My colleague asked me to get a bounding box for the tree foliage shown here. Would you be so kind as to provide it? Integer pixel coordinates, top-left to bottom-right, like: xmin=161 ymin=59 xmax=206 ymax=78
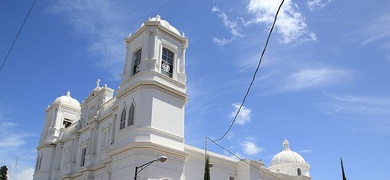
xmin=204 ymin=154 xmax=210 ymax=180
xmin=0 ymin=166 xmax=8 ymax=180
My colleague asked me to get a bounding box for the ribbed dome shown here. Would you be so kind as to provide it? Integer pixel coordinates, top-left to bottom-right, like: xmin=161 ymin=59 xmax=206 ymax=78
xmin=141 ymin=15 xmax=181 ymax=36
xmin=54 ymin=91 xmax=80 ymax=107
xmin=270 ymin=139 xmax=307 ymax=166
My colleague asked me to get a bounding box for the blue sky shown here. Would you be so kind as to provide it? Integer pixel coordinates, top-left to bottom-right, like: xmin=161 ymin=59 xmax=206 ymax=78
xmin=1 ymin=0 xmax=389 ymax=179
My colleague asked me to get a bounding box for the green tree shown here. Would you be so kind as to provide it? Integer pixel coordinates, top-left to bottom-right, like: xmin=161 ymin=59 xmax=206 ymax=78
xmin=204 ymin=154 xmax=210 ymax=180
xmin=0 ymin=166 xmax=8 ymax=180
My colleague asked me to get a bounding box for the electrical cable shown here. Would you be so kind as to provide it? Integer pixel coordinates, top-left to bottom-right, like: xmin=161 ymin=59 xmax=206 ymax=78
xmin=214 ymin=0 xmax=285 ymax=142
xmin=207 ymin=1 xmax=286 ymax=177
xmin=0 ymin=0 xmax=37 ymax=73
xmin=207 ymin=137 xmax=282 ymax=180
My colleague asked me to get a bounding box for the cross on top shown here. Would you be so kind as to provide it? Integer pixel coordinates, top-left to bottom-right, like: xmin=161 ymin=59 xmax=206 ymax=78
xmin=96 ymin=79 xmax=101 ymax=88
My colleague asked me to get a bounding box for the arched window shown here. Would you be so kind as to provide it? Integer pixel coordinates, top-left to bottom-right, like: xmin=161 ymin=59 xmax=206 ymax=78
xmin=128 ymin=103 xmax=135 ymax=126
xmin=297 ymin=168 xmax=302 ymax=176
xmin=63 ymin=118 xmax=72 ymax=128
xmin=133 ymin=49 xmax=142 ymax=75
xmin=119 ymin=108 xmax=126 ymax=130
xmin=80 ymin=148 xmax=87 ymax=167
xmin=161 ymin=47 xmax=174 ymax=77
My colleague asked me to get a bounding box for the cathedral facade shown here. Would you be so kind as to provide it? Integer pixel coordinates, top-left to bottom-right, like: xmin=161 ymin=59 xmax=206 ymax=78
xmin=33 ymin=15 xmax=311 ymax=180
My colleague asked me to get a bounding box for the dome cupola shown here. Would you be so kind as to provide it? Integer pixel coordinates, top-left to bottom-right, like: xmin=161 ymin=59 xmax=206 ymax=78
xmin=140 ymin=15 xmax=181 ymax=36
xmin=268 ymin=139 xmax=311 ymax=177
xmin=53 ymin=91 xmax=80 ymax=108
xmin=270 ymin=139 xmax=307 ymax=166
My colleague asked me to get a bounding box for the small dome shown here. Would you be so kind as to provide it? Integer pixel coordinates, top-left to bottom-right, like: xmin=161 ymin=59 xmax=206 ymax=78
xmin=54 ymin=91 xmax=80 ymax=107
xmin=141 ymin=15 xmax=181 ymax=36
xmin=270 ymin=139 xmax=307 ymax=166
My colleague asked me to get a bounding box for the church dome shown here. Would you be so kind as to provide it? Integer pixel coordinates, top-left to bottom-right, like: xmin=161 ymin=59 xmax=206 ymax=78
xmin=270 ymin=139 xmax=307 ymax=166
xmin=53 ymin=91 xmax=80 ymax=107
xmin=141 ymin=15 xmax=181 ymax=36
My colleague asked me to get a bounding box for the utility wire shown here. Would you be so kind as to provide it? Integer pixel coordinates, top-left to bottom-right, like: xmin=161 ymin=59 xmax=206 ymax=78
xmin=214 ymin=0 xmax=285 ymax=142
xmin=0 ymin=0 xmax=37 ymax=73
xmin=208 ymin=137 xmax=244 ymax=161
xmin=207 ymin=137 xmax=282 ymax=180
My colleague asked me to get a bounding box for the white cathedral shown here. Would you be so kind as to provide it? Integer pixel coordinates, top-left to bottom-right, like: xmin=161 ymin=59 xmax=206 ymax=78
xmin=33 ymin=15 xmax=311 ymax=180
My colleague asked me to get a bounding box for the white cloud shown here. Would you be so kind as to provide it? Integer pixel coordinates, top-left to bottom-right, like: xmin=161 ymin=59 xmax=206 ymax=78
xmin=241 ymin=141 xmax=263 ymax=155
xmin=211 ymin=6 xmax=244 ymax=46
xmin=0 ymin=131 xmax=35 ymax=180
xmin=48 ymin=0 xmax=129 ymax=79
xmin=212 ymin=6 xmax=244 ymax=38
xmin=246 ymin=0 xmax=317 ymax=44
xmin=9 ymin=167 xmax=34 ymax=180
xmin=212 ymin=37 xmax=235 ymax=46
xmin=361 ymin=13 xmax=390 ymax=47
xmin=280 ymin=68 xmax=352 ymax=91
xmin=226 ymin=132 xmax=235 ymax=140
xmin=299 ymin=149 xmax=313 ymax=153
xmin=359 ymin=12 xmax=390 ymax=63
xmin=0 ymin=121 xmax=15 ymax=130
xmin=317 ymin=94 xmax=390 ymax=115
xmin=0 ymin=122 xmax=30 ymax=149
xmin=227 ymin=152 xmax=242 ymax=160
xmin=230 ymin=103 xmax=252 ymax=125
xmin=0 ymin=133 xmax=28 ymax=148
xmin=0 ymin=111 xmax=36 ymax=180
xmin=307 ymin=0 xmax=333 ymax=11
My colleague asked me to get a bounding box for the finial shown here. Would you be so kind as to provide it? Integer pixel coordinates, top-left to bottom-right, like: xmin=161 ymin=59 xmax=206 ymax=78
xmin=182 ymin=32 xmax=185 ymax=37
xmin=283 ymin=139 xmax=290 ymax=150
xmin=66 ymin=90 xmax=71 ymax=97
xmin=96 ymin=79 xmax=101 ymax=88
xmin=156 ymin=15 xmax=161 ymax=20
xmin=104 ymin=84 xmax=107 ymax=88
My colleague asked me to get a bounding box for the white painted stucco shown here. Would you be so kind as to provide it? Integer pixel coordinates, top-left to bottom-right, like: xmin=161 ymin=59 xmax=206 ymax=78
xmin=33 ymin=15 xmax=311 ymax=180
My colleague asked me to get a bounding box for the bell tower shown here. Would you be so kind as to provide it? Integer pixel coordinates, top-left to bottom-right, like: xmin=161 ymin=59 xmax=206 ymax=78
xmin=35 ymin=91 xmax=81 ymax=180
xmin=115 ymin=15 xmax=188 ymax=151
xmin=121 ymin=15 xmax=187 ymax=87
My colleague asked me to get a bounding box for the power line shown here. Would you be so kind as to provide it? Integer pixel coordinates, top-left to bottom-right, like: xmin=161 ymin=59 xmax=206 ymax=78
xmin=206 ymin=137 xmax=282 ymax=180
xmin=0 ymin=0 xmax=37 ymax=73
xmin=214 ymin=0 xmax=285 ymax=142
xmin=208 ymin=1 xmax=286 ymax=177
